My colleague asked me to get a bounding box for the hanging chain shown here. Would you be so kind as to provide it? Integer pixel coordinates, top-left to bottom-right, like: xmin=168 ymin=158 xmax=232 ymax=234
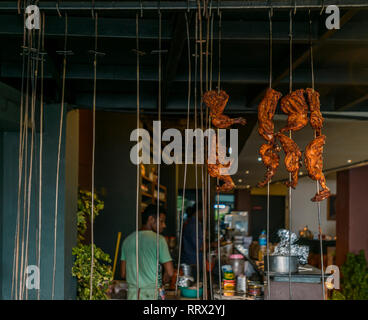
xmin=175 ymin=11 xmax=192 ymax=296
xmin=217 ymin=11 xmax=222 ymax=93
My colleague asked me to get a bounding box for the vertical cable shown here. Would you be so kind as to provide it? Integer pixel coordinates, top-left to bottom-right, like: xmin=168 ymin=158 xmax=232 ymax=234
xmin=154 ymin=9 xmax=162 ymax=300
xmin=52 ymin=13 xmax=68 ymax=300
xmin=89 ymin=12 xmax=99 ymax=300
xmin=266 ymin=7 xmax=273 ymax=301
xmin=288 ymin=8 xmax=293 ymax=300
xmin=216 ymin=7 xmax=222 ymax=299
xmin=175 ymin=12 xmax=191 ymax=296
xmin=12 ymin=7 xmax=28 ymax=300
xmin=37 ymin=13 xmax=45 ymax=300
xmin=194 ymin=9 xmax=200 ymax=300
xmin=135 ymin=12 xmax=140 ymax=300
xmin=308 ymin=9 xmax=325 ymax=300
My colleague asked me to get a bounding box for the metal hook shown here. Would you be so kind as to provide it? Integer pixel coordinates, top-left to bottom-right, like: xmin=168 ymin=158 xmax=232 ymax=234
xmin=187 ymin=0 xmax=190 ymax=13
xmin=320 ymin=0 xmax=325 ymax=15
xmin=158 ymin=0 xmax=161 ymax=14
xmin=140 ymin=0 xmax=143 ymax=18
xmin=294 ymin=0 xmax=297 ymax=15
xmin=56 ymin=0 xmax=62 ymax=17
xmin=217 ymin=0 xmax=221 ymax=16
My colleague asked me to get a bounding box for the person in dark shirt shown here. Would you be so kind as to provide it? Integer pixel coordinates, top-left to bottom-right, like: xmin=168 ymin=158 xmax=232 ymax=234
xmin=181 ymin=203 xmax=204 ymax=280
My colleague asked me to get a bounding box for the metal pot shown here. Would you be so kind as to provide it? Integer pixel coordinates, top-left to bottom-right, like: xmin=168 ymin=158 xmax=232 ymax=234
xmin=264 ymin=255 xmax=298 ymax=274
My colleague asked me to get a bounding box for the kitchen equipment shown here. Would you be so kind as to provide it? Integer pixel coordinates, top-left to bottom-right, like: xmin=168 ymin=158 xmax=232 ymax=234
xmin=181 ymin=264 xmax=192 ymax=276
xmin=178 ymin=275 xmax=194 ymax=288
xmin=229 ymin=254 xmax=245 ymax=276
xmin=264 ymin=255 xmax=299 ymax=274
xmin=180 ymin=286 xmax=203 ymax=298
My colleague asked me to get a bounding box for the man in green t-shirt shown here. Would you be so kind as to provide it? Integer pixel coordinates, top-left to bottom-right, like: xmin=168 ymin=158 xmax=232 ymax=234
xmin=120 ymin=204 xmax=173 ymax=300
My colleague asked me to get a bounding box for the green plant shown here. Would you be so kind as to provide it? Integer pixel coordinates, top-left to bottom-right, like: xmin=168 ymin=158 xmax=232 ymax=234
xmin=332 ymin=250 xmax=368 ymax=300
xmin=72 ymin=244 xmax=112 ymax=300
xmin=72 ymin=190 xmax=112 ymax=300
xmin=77 ymin=190 xmax=104 ymax=243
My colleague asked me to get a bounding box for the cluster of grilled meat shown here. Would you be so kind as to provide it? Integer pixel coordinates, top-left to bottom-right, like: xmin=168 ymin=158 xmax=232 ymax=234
xmin=203 ymin=90 xmax=246 ymax=192
xmin=257 ymin=88 xmax=330 ymax=202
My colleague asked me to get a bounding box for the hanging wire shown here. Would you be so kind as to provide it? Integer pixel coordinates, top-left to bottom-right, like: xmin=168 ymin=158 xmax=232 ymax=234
xmin=23 ymin=10 xmax=42 ymax=299
xmin=308 ymin=9 xmax=326 ymax=300
xmin=89 ymin=11 xmax=102 ymax=300
xmin=19 ymin=25 xmax=32 ymax=300
xmin=194 ymin=8 xmax=200 ymax=300
xmin=288 ymin=8 xmax=294 ymax=300
xmin=266 ymin=7 xmax=273 ymax=300
xmin=197 ymin=0 xmax=208 ymax=300
xmin=37 ymin=12 xmax=46 ymax=301
xmin=11 ymin=6 xmax=28 ymax=300
xmin=175 ymin=11 xmax=192 ymax=296
xmin=216 ymin=6 xmax=222 ymax=300
xmin=52 ymin=13 xmax=69 ymax=300
xmin=208 ymin=9 xmax=214 ymax=300
xmin=154 ymin=7 xmax=162 ymax=300
xmin=135 ymin=12 xmax=140 ymax=300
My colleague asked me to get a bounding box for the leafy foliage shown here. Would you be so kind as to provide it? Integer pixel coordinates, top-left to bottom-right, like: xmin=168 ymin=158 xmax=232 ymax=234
xmin=332 ymin=250 xmax=368 ymax=300
xmin=77 ymin=190 xmax=104 ymax=243
xmin=72 ymin=190 xmax=112 ymax=300
xmin=72 ymin=244 xmax=112 ymax=300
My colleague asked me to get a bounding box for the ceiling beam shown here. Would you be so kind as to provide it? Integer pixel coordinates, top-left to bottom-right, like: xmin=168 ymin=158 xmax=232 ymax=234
xmin=249 ymin=9 xmax=358 ymax=106
xmin=337 ymin=93 xmax=368 ymax=111
xmin=162 ymin=12 xmax=192 ymax=110
xmin=1 ymin=1 xmax=368 ymax=11
xmin=3 ymin=63 xmax=368 ymax=86
xmin=2 ymin=14 xmax=368 ymax=43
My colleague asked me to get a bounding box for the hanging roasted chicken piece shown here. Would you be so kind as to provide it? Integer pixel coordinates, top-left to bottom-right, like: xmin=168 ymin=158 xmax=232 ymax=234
xmin=207 ymin=131 xmax=235 ymax=192
xmin=276 ymin=133 xmax=302 ymax=189
xmin=258 ymin=88 xmax=282 ymax=142
xmin=280 ymin=89 xmax=309 ymax=133
xmin=305 ymin=88 xmax=324 ymax=136
xmin=203 ymin=90 xmax=246 ymax=129
xmin=304 ymin=134 xmax=331 ymax=202
xmin=258 ymin=142 xmax=281 ymax=188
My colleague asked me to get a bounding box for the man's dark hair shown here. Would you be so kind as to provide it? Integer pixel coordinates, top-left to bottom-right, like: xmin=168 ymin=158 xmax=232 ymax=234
xmin=141 ymin=204 xmax=167 ymax=225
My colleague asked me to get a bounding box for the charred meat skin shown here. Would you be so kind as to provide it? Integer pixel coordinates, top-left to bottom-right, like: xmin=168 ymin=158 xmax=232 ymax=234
xmin=304 ymin=134 xmax=331 ymax=202
xmin=305 ymin=88 xmax=324 ymax=137
xmin=276 ymin=133 xmax=302 ymax=189
xmin=258 ymin=142 xmax=281 ymax=188
xmin=207 ymin=130 xmax=235 ymax=192
xmin=258 ymin=88 xmax=282 ymax=142
xmin=280 ymin=89 xmax=309 ymax=133
xmin=203 ymin=90 xmax=246 ymax=129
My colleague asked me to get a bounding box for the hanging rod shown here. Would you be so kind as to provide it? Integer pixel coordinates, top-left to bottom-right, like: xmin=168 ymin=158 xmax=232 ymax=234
xmin=3 ymin=1 xmax=368 ymax=11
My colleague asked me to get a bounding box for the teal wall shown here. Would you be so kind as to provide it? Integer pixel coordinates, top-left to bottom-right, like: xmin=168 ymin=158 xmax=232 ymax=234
xmin=0 ymin=104 xmax=76 ymax=299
